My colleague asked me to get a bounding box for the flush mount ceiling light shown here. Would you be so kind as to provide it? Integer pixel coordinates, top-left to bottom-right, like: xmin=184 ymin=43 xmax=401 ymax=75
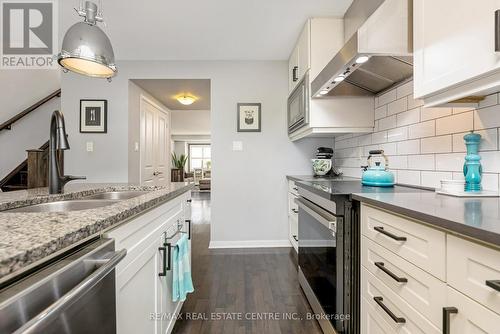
xmin=176 ymin=94 xmax=197 ymax=106
xmin=58 ymin=1 xmax=117 ymax=80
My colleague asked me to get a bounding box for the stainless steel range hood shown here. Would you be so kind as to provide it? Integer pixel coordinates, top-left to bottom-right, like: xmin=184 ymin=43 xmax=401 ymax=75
xmin=312 ymin=0 xmax=413 ymax=97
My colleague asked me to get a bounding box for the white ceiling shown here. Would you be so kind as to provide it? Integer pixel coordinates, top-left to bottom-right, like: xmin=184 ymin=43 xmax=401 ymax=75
xmin=132 ymin=79 xmax=211 ymax=110
xmin=60 ymin=0 xmax=352 ymax=61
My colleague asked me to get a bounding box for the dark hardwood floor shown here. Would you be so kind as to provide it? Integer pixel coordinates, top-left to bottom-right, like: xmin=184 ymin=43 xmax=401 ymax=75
xmin=172 ymin=192 xmax=322 ymax=334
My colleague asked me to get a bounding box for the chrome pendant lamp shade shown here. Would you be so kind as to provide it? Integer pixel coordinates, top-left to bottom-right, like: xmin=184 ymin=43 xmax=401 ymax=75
xmin=58 ymin=1 xmax=117 ymax=79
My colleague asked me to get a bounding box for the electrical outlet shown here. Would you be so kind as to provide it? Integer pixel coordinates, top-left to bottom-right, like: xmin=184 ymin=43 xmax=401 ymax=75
xmin=134 ymin=142 xmax=139 ymax=152
xmin=86 ymin=141 xmax=94 ymax=152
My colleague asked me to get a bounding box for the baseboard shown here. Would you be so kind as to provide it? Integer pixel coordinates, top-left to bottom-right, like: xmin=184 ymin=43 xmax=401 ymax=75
xmin=208 ymin=239 xmax=292 ymax=249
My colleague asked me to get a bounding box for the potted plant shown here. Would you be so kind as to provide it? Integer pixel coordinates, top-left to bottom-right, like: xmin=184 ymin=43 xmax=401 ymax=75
xmin=171 ymin=153 xmax=188 ymax=182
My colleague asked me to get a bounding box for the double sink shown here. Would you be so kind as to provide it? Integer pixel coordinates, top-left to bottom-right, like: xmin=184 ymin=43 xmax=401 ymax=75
xmin=6 ymin=191 xmax=149 ymax=213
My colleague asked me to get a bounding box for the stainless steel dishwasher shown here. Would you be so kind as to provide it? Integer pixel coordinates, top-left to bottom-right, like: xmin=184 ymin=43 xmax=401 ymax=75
xmin=0 ymin=238 xmax=126 ymax=334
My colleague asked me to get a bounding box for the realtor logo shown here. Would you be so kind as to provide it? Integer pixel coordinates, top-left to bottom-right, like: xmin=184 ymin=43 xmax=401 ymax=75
xmin=1 ymin=0 xmax=57 ymax=68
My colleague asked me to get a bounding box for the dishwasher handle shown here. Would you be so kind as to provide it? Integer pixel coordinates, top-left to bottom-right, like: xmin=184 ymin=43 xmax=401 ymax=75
xmin=14 ymin=248 xmax=127 ymax=334
xmin=295 ymin=197 xmax=340 ymax=232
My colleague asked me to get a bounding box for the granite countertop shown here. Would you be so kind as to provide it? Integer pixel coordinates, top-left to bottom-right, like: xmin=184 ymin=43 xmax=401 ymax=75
xmin=291 ymin=177 xmax=500 ymax=247
xmin=0 ymin=182 xmax=193 ymax=282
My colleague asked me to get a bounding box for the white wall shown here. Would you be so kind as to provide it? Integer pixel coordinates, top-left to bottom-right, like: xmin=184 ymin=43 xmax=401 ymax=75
xmin=0 ymin=70 xmax=60 ymax=179
xmin=171 ymin=109 xmax=210 ymax=135
xmin=60 ymin=60 xmax=333 ymax=246
xmin=335 ymin=80 xmax=500 ymax=191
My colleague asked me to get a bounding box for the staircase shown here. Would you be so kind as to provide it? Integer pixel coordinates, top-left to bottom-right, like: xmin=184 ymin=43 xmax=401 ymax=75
xmin=0 ymin=141 xmax=49 ymax=191
xmin=0 ymin=89 xmax=61 ymax=192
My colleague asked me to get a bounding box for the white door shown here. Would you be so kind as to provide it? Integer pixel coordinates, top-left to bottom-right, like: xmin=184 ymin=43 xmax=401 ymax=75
xmin=141 ymin=97 xmax=170 ymax=186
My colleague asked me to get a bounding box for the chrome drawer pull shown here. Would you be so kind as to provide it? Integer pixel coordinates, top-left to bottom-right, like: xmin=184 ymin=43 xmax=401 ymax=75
xmin=373 ymin=296 xmax=406 ymax=324
xmin=374 ymin=262 xmax=408 ymax=283
xmin=292 ymin=209 xmax=298 ymax=214
xmin=442 ymin=307 xmax=458 ymax=334
xmin=486 ymin=280 xmax=500 ymax=292
xmin=374 ymin=226 xmax=407 ymax=241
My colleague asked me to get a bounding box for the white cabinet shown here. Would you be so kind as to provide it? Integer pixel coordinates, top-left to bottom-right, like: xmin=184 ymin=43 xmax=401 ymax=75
xmin=360 ymin=204 xmax=500 ymax=332
xmin=361 ymin=204 xmax=446 ymax=280
xmin=288 ymin=18 xmax=343 ymax=94
xmin=297 ymin=23 xmax=310 ymax=82
xmin=287 ymin=18 xmax=375 ymax=141
xmin=288 ymin=46 xmax=299 ymax=93
xmin=287 ymin=180 xmax=299 ymax=252
xmin=106 ymin=191 xmax=191 ymax=334
xmin=414 ymin=0 xmax=500 ymax=106
xmin=445 ymin=286 xmax=500 ymax=334
xmin=447 ymin=235 xmax=500 ymax=315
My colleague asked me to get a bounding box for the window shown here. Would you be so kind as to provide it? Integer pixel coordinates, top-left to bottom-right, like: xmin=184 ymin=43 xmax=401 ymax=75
xmin=189 ymin=144 xmax=211 ymax=172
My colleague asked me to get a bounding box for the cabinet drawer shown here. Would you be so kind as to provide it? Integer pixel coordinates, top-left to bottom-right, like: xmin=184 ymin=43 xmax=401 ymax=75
xmin=447 ymin=235 xmax=500 ymax=315
xmin=361 ymin=296 xmax=395 ymax=334
xmin=362 ymin=236 xmax=446 ymax=328
xmin=361 ymin=204 xmax=446 ymax=280
xmin=446 ymin=286 xmax=500 ymax=334
xmin=361 ymin=268 xmax=440 ymax=334
xmin=288 ymin=180 xmax=299 ymax=196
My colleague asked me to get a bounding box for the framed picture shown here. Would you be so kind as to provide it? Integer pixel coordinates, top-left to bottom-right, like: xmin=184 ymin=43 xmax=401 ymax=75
xmin=80 ymin=99 xmax=107 ymax=133
xmin=237 ymin=103 xmax=261 ymax=132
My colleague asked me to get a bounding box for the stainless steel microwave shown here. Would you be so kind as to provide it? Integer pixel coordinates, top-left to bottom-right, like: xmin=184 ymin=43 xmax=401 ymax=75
xmin=288 ymin=72 xmax=309 ymax=134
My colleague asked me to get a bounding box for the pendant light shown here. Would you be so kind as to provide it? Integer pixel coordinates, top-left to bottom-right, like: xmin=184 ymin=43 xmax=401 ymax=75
xmin=58 ymin=0 xmax=117 ymax=80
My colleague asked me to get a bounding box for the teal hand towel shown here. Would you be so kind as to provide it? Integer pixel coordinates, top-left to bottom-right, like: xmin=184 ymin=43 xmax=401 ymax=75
xmin=172 ymin=234 xmax=194 ymax=302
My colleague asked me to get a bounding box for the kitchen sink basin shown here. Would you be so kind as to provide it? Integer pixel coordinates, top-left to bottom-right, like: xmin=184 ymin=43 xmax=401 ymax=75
xmin=5 ymin=200 xmax=120 ymax=213
xmin=83 ymin=190 xmax=149 ymax=200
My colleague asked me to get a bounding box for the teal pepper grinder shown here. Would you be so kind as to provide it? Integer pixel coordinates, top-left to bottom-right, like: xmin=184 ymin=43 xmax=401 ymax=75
xmin=463 ymin=132 xmax=482 ymax=192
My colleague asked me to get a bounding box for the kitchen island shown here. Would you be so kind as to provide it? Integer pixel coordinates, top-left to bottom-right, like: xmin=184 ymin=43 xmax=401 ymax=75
xmin=0 ymin=182 xmax=193 ymax=284
xmin=290 ymin=176 xmax=500 ymax=333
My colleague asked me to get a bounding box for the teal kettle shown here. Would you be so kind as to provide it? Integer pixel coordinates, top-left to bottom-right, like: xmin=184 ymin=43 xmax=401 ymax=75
xmin=361 ymin=150 xmax=395 ymax=187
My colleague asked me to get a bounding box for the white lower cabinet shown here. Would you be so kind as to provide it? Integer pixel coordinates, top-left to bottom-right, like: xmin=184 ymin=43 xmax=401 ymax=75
xmin=360 ymin=204 xmax=500 ymax=333
xmin=287 ymin=180 xmax=299 ymax=252
xmin=362 ymin=268 xmax=441 ymax=334
xmin=361 ymin=297 xmax=395 ymax=334
xmin=447 ymin=235 xmax=500 ymax=315
xmin=445 ymin=287 xmax=500 ymax=334
xmin=106 ymin=191 xmax=191 ymax=334
xmin=362 ymin=236 xmax=446 ymax=328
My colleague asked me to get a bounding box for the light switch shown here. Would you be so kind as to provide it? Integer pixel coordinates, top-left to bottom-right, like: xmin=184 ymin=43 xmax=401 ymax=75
xmin=86 ymin=141 xmax=94 ymax=152
xmin=232 ymin=141 xmax=243 ymax=151
xmin=134 ymin=142 xmax=139 ymax=152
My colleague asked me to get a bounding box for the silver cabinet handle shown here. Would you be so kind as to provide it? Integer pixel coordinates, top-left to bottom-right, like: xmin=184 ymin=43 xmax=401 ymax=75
xmin=14 ymin=249 xmax=127 ymax=334
xmin=295 ymin=197 xmax=339 ymax=231
xmin=153 ymin=171 xmax=164 ymax=176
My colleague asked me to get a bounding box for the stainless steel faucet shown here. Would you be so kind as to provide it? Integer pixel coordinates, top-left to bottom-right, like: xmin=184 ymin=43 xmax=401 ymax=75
xmin=49 ymin=110 xmax=86 ymax=194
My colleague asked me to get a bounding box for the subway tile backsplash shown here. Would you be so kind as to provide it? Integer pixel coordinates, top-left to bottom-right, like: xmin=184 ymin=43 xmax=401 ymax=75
xmin=334 ymin=80 xmax=500 ymax=191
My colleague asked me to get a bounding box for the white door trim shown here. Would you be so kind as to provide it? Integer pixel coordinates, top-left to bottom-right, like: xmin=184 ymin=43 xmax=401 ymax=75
xmin=139 ymin=94 xmax=171 ymax=185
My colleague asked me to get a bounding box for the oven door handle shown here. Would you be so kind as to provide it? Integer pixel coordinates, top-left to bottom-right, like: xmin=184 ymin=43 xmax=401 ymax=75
xmin=296 ymin=197 xmax=339 ymax=231
xmin=13 ymin=248 xmax=127 ymax=334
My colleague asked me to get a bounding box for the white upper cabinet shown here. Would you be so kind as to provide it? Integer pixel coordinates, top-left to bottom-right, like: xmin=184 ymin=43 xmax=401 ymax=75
xmin=414 ymin=0 xmax=500 ymax=106
xmin=288 ymin=45 xmax=300 ymax=92
xmin=288 ymin=18 xmax=344 ymax=94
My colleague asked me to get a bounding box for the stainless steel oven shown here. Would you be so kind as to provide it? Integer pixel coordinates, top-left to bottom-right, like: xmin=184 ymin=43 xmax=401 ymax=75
xmin=297 ymin=187 xmax=359 ymax=334
xmin=288 ymin=71 xmax=309 ymax=133
xmin=0 ymin=238 xmax=126 ymax=334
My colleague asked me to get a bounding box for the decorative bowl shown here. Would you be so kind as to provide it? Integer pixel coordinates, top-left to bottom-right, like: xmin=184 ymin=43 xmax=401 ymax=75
xmin=312 ymin=159 xmax=332 ymax=176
